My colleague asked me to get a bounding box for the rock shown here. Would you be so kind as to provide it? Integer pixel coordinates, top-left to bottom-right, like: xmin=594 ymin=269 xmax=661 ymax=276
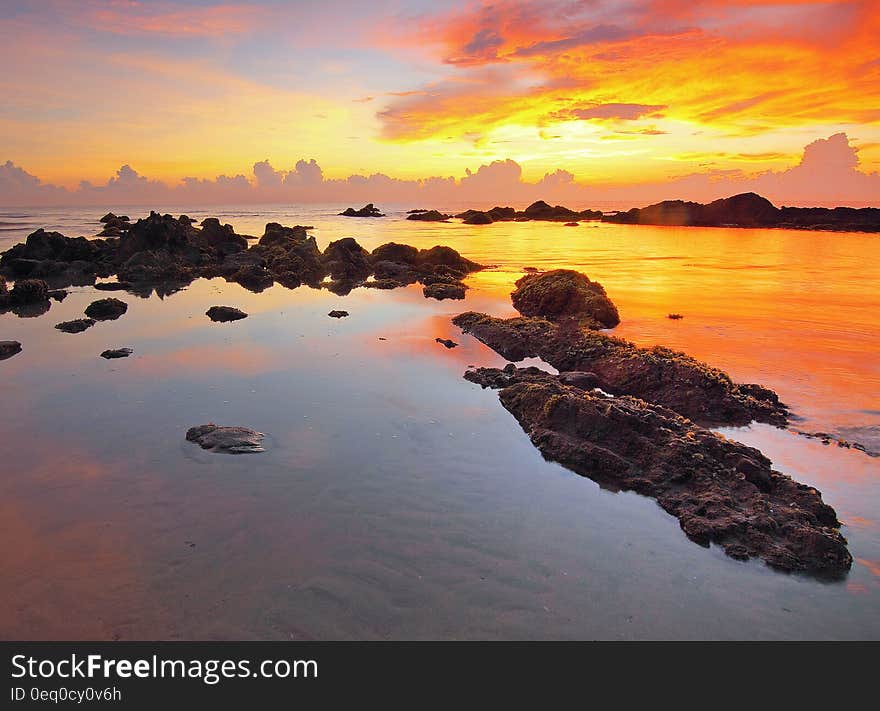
xmin=100 ymin=212 xmax=129 ymax=224
xmin=564 ymin=222 xmax=579 ymax=227
xmin=452 ymin=312 xmax=788 ymax=427
xmin=436 ymin=337 xmax=458 ymax=348
xmin=230 ymin=265 xmax=274 ymax=292
xmin=468 ymin=366 xmax=850 ymax=577
xmin=371 ymin=242 xmax=420 ymax=265
xmin=0 ymin=341 xmax=22 ymax=360
xmin=487 ymin=206 xmax=517 ymax=221
xmin=55 ymin=318 xmax=96 ymax=333
xmin=558 ymin=371 xmax=600 ymax=389
xmin=668 ymin=313 xmax=683 ymax=320
xmin=100 ymin=348 xmax=133 ymax=359
xmin=9 ymin=278 xmax=49 ymax=305
xmin=94 ymin=281 xmax=132 ymax=291
xmin=185 ymin=424 xmax=265 ymax=454
xmin=85 ymin=297 xmax=127 ymax=321
xmin=511 ymin=269 xmax=620 ymax=328
xmin=258 ymin=223 xmax=312 ymax=248
xmin=407 ymin=210 xmax=451 ymax=222
xmin=47 ymin=289 xmax=68 ymax=302
xmin=520 ymin=201 xmax=603 ymax=222
xmin=322 ymin=237 xmax=372 ymax=281
xmin=339 ymin=203 xmax=384 ymax=217
xmin=462 ymin=211 xmax=493 ymax=225
xmin=424 ymin=282 xmax=466 ymax=300
xmin=604 ymin=193 xmax=784 ymax=228
xmin=328 ymin=310 xmax=349 ymax=318
xmin=416 ymin=245 xmax=483 ymax=274
xmin=198 ymin=218 xmax=249 ymax=253
xmin=206 ymin=306 xmax=248 ymax=322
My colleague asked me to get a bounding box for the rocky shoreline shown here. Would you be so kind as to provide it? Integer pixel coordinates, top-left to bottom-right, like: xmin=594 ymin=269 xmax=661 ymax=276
xmin=454 ymin=269 xmax=852 ymax=576
xmin=0 ymin=210 xmax=860 ymax=577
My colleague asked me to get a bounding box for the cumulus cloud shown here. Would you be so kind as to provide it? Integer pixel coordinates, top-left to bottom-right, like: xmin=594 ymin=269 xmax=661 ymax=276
xmin=0 ymin=134 xmax=877 ymax=209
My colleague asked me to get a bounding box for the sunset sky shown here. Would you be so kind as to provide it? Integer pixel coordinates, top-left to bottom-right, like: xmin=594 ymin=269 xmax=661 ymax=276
xmin=2 ymin=0 xmax=879 ymax=205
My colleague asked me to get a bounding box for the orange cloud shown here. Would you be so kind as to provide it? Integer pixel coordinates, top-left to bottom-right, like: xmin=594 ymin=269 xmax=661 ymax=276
xmin=88 ymin=1 xmax=265 ymax=37
xmin=378 ymin=0 xmax=880 ymax=143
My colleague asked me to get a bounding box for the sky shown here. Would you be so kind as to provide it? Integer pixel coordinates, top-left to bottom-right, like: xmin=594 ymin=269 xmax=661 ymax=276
xmin=1 ymin=0 xmax=879 ymax=206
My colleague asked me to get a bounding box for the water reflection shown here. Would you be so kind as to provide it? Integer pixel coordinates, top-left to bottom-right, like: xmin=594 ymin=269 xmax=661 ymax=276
xmin=1 ymin=205 xmax=878 ymax=639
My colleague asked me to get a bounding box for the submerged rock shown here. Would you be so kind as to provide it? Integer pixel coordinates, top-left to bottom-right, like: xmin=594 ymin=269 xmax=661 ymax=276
xmin=0 ymin=341 xmax=22 ymax=360
xmin=423 ymin=282 xmax=466 ymax=300
xmin=453 ymin=312 xmax=787 ymax=427
xmin=206 ymin=306 xmax=248 ymax=322
xmin=466 ymin=366 xmax=851 ymax=577
xmin=100 ymin=348 xmax=133 ymax=359
xmin=94 ymin=281 xmax=133 ymax=291
xmin=85 ymin=297 xmax=128 ymax=321
xmin=328 ymin=310 xmax=349 ymax=318
xmin=339 ymin=203 xmax=385 ymax=217
xmin=55 ymin=318 xmax=96 ymax=333
xmin=511 ymin=269 xmax=620 ymax=328
xmin=186 ymin=424 xmax=265 ymax=454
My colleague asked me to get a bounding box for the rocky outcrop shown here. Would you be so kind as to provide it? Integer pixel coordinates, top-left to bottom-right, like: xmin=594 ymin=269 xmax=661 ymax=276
xmin=339 ymin=203 xmax=384 ymax=217
xmin=521 ymin=200 xmax=602 ymax=222
xmin=206 ymin=306 xmax=248 ymax=322
xmin=1 ymin=214 xmax=484 ymax=297
xmin=0 ymin=341 xmax=22 ymax=360
xmin=85 ymin=298 xmax=127 ymax=321
xmin=461 ymin=211 xmax=494 ymax=225
xmin=453 ymin=312 xmax=787 ymax=427
xmin=601 ymin=192 xmax=880 ymax=232
xmin=8 ymin=278 xmax=50 ymax=305
xmin=464 ymin=364 xmax=850 ymax=577
xmin=511 ymin=269 xmax=620 ymax=329
xmin=186 ymin=424 xmax=265 ymax=454
xmin=406 ymin=210 xmax=451 ymax=222
xmin=322 ymin=238 xmax=372 ymax=282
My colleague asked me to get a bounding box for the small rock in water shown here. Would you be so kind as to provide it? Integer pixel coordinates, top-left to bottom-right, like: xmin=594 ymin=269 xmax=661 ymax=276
xmin=667 ymin=313 xmax=684 ymax=320
xmin=55 ymin=318 xmax=96 ymax=333
xmin=328 ymin=310 xmax=349 ymax=318
xmin=100 ymin=348 xmax=133 ymax=359
xmin=564 ymin=222 xmax=579 ymax=227
xmin=0 ymin=341 xmax=22 ymax=360
xmin=85 ymin=297 xmax=127 ymax=321
xmin=436 ymin=338 xmax=458 ymax=349
xmin=186 ymin=424 xmax=265 ymax=454
xmin=47 ymin=289 xmax=68 ymax=302
xmin=206 ymin=306 xmax=248 ymax=322
xmin=94 ymin=281 xmax=133 ymax=291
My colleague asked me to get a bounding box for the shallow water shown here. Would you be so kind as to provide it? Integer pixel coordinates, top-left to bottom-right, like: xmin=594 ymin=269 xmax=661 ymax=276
xmin=1 ymin=204 xmax=878 ymax=639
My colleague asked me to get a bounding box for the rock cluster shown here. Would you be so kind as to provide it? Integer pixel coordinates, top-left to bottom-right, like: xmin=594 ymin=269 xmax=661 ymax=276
xmin=455 ymin=202 xmax=602 ymax=225
xmin=339 ymin=203 xmax=385 ymax=217
xmin=463 ymin=364 xmax=851 ymax=576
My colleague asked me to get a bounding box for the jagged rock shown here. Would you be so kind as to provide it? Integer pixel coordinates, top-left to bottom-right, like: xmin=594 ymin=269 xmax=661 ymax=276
xmin=206 ymin=306 xmax=248 ymax=322
xmin=511 ymin=269 xmax=620 ymax=328
xmin=339 ymin=203 xmax=384 ymax=217
xmin=0 ymin=341 xmax=22 ymax=360
xmin=258 ymin=223 xmax=312 ymax=248
xmin=100 ymin=348 xmax=133 ymax=359
xmin=424 ymin=282 xmax=466 ymax=300
xmin=185 ymin=424 xmax=265 ymax=454
xmin=322 ymin=238 xmax=372 ymax=281
xmin=85 ymin=297 xmax=127 ymax=321
xmin=198 ymin=218 xmax=249 ymax=253
xmin=466 ymin=366 xmax=850 ymax=577
xmin=407 ymin=210 xmax=451 ymax=222
xmin=55 ymin=318 xmax=96 ymax=333
xmin=453 ymin=312 xmax=787 ymax=427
